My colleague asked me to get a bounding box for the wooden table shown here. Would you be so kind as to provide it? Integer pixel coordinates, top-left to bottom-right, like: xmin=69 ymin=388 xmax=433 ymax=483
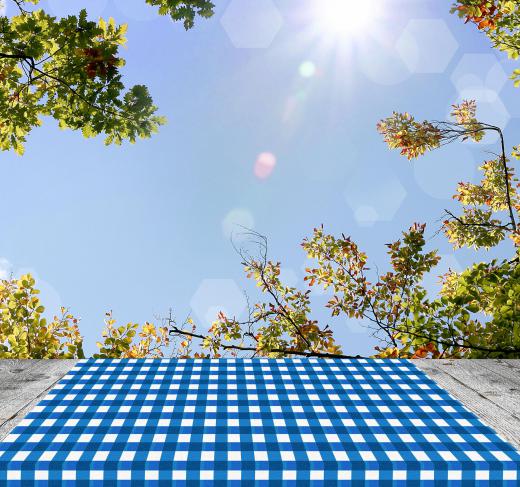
xmin=1 ymin=359 xmax=519 ymax=449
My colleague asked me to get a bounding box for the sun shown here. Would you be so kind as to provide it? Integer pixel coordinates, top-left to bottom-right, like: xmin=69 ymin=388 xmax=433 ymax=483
xmin=313 ymin=0 xmax=380 ymax=40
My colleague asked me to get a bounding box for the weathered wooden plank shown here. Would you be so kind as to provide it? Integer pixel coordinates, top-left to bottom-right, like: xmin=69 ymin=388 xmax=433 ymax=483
xmin=414 ymin=360 xmax=520 ymax=449
xmin=0 ymin=359 xmax=78 ymax=419
xmin=477 ymin=359 xmax=520 ymax=387
xmin=0 ymin=360 xmax=39 ymax=373
xmin=498 ymin=359 xmax=520 ymax=371
xmin=423 ymin=359 xmax=520 ymax=417
xmin=0 ymin=360 xmax=77 ymax=440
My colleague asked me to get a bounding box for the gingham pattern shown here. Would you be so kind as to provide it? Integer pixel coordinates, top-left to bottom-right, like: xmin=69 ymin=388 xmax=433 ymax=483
xmin=0 ymin=359 xmax=519 ymax=486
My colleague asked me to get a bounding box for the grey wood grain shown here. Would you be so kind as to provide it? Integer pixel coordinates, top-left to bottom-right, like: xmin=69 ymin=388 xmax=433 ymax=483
xmin=414 ymin=360 xmax=520 ymax=449
xmin=425 ymin=359 xmax=520 ymax=416
xmin=476 ymin=359 xmax=520 ymax=387
xmin=0 ymin=359 xmax=77 ymax=440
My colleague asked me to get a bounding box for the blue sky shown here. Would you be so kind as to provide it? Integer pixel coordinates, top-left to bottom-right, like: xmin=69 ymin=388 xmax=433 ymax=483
xmin=1 ymin=0 xmax=519 ymax=356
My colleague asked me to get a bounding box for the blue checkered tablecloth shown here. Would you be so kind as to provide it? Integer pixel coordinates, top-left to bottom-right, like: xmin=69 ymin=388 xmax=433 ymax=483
xmin=1 ymin=358 xmax=519 ymax=485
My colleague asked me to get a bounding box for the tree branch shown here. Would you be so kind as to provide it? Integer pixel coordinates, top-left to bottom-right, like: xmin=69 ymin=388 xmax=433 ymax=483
xmin=443 ymin=208 xmax=511 ymax=231
xmin=496 ymin=125 xmax=517 ymax=231
xmin=233 ymin=231 xmax=313 ymax=349
xmin=168 ymin=323 xmax=365 ymax=359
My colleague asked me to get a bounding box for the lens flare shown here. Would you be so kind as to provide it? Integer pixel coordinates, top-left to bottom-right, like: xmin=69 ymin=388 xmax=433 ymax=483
xmin=254 ymin=152 xmax=277 ymax=179
xmin=222 ymin=208 xmax=255 ymax=241
xmin=299 ymin=61 xmax=316 ymax=78
xmin=313 ymin=0 xmax=379 ymax=40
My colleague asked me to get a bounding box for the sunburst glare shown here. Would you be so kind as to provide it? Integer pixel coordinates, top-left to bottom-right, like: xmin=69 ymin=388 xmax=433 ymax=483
xmin=312 ymin=0 xmax=381 ymax=41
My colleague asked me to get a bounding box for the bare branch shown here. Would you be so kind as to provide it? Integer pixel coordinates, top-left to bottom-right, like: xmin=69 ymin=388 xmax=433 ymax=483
xmin=168 ymin=322 xmax=365 ymax=359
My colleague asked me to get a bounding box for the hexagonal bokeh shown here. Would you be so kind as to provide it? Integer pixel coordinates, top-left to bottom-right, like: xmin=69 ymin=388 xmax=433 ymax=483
xmin=189 ymin=278 xmax=247 ymax=327
xmin=0 ymin=257 xmax=12 ymax=279
xmin=451 ymin=54 xmax=507 ymax=94
xmin=414 ymin=143 xmax=477 ymax=200
xmin=222 ymin=208 xmax=255 ymax=242
xmin=359 ymin=38 xmax=411 ymax=86
xmin=421 ymin=254 xmax=462 ymax=298
xmin=220 ymin=0 xmax=283 ymax=48
xmin=353 ymin=206 xmax=379 ymax=227
xmin=279 ymin=267 xmax=298 ymax=288
xmin=453 ymin=89 xmax=510 ymax=144
xmin=48 ymin=0 xmax=109 ymax=19
xmin=449 ymin=54 xmax=510 ymax=144
xmin=344 ymin=170 xmax=406 ymax=226
xmin=396 ymin=19 xmax=458 ymax=73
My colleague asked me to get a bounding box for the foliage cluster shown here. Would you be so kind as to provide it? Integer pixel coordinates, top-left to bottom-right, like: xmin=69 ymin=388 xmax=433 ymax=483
xmin=0 ymin=274 xmax=171 ymax=358
xmin=0 ymin=274 xmax=83 ymax=358
xmin=0 ymin=0 xmax=215 ymax=154
xmin=1 ymin=0 xmax=519 ymax=360
xmin=167 ymin=97 xmax=519 ymax=360
xmin=452 ymin=1 xmax=520 ymax=85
